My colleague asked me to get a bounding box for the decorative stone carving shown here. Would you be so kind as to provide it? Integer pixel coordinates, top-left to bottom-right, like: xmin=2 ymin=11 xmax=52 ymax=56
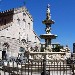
xmin=45 ymin=26 xmax=51 ymax=34
xmin=45 ymin=45 xmax=52 ymax=52
xmin=60 ymin=45 xmax=70 ymax=52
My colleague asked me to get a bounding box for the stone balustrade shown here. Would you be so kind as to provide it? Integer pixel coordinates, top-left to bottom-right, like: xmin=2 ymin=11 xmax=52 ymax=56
xmin=29 ymin=52 xmax=67 ymax=61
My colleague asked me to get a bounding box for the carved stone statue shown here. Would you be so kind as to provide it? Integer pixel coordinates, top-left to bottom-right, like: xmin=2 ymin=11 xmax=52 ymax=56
xmin=45 ymin=45 xmax=52 ymax=52
xmin=46 ymin=4 xmax=51 ymax=20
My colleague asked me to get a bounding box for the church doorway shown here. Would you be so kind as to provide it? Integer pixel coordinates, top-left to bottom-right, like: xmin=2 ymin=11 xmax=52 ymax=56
xmin=2 ymin=50 xmax=6 ymax=60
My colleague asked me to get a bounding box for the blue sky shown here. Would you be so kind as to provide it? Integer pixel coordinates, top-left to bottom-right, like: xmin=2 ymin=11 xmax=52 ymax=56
xmin=0 ymin=0 xmax=75 ymax=51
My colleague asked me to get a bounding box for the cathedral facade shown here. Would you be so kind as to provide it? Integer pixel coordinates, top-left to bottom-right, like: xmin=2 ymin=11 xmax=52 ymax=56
xmin=0 ymin=6 xmax=40 ymax=58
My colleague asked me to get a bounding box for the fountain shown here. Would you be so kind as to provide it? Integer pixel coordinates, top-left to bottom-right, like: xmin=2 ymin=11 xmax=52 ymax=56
xmin=40 ymin=4 xmax=57 ymax=52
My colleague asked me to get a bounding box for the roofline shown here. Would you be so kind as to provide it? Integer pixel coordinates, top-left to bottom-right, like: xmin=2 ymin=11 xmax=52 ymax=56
xmin=0 ymin=6 xmax=33 ymax=21
xmin=33 ymin=30 xmax=40 ymax=41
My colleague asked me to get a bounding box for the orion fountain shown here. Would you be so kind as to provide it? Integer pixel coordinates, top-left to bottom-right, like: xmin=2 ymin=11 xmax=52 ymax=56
xmin=40 ymin=4 xmax=57 ymax=75
xmin=40 ymin=4 xmax=57 ymax=52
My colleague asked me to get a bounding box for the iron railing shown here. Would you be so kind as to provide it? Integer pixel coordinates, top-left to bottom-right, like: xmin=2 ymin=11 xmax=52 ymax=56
xmin=0 ymin=59 xmax=74 ymax=75
xmin=0 ymin=52 xmax=74 ymax=75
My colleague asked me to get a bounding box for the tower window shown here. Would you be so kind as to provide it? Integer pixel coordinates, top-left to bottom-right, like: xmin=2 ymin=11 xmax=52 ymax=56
xmin=23 ymin=19 xmax=26 ymax=22
xmin=23 ymin=13 xmax=26 ymax=16
xmin=28 ymin=23 xmax=30 ymax=29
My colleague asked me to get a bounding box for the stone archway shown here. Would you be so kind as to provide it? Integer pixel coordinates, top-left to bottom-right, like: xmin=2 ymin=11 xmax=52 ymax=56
xmin=2 ymin=42 xmax=9 ymax=59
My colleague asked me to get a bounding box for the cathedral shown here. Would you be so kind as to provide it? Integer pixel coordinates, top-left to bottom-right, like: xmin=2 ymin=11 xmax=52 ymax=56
xmin=0 ymin=6 xmax=40 ymax=59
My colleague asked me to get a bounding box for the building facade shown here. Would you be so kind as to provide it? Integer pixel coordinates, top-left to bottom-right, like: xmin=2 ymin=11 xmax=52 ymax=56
xmin=0 ymin=6 xmax=40 ymax=58
xmin=73 ymin=43 xmax=75 ymax=53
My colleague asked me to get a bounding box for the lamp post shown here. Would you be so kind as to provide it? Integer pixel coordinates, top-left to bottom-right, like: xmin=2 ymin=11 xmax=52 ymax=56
xmin=43 ymin=54 xmax=46 ymax=75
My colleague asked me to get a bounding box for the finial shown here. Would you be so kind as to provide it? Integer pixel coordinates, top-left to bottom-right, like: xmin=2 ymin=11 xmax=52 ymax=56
xmin=47 ymin=4 xmax=50 ymax=8
xmin=46 ymin=4 xmax=51 ymax=20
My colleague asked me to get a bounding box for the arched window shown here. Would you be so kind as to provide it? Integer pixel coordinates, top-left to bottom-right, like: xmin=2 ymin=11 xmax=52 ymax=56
xmin=28 ymin=23 xmax=30 ymax=29
xmin=21 ymin=39 xmax=26 ymax=43
xmin=19 ymin=47 xmax=25 ymax=52
xmin=2 ymin=42 xmax=9 ymax=52
xmin=23 ymin=13 xmax=26 ymax=16
xmin=3 ymin=42 xmax=9 ymax=49
xmin=23 ymin=19 xmax=26 ymax=29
